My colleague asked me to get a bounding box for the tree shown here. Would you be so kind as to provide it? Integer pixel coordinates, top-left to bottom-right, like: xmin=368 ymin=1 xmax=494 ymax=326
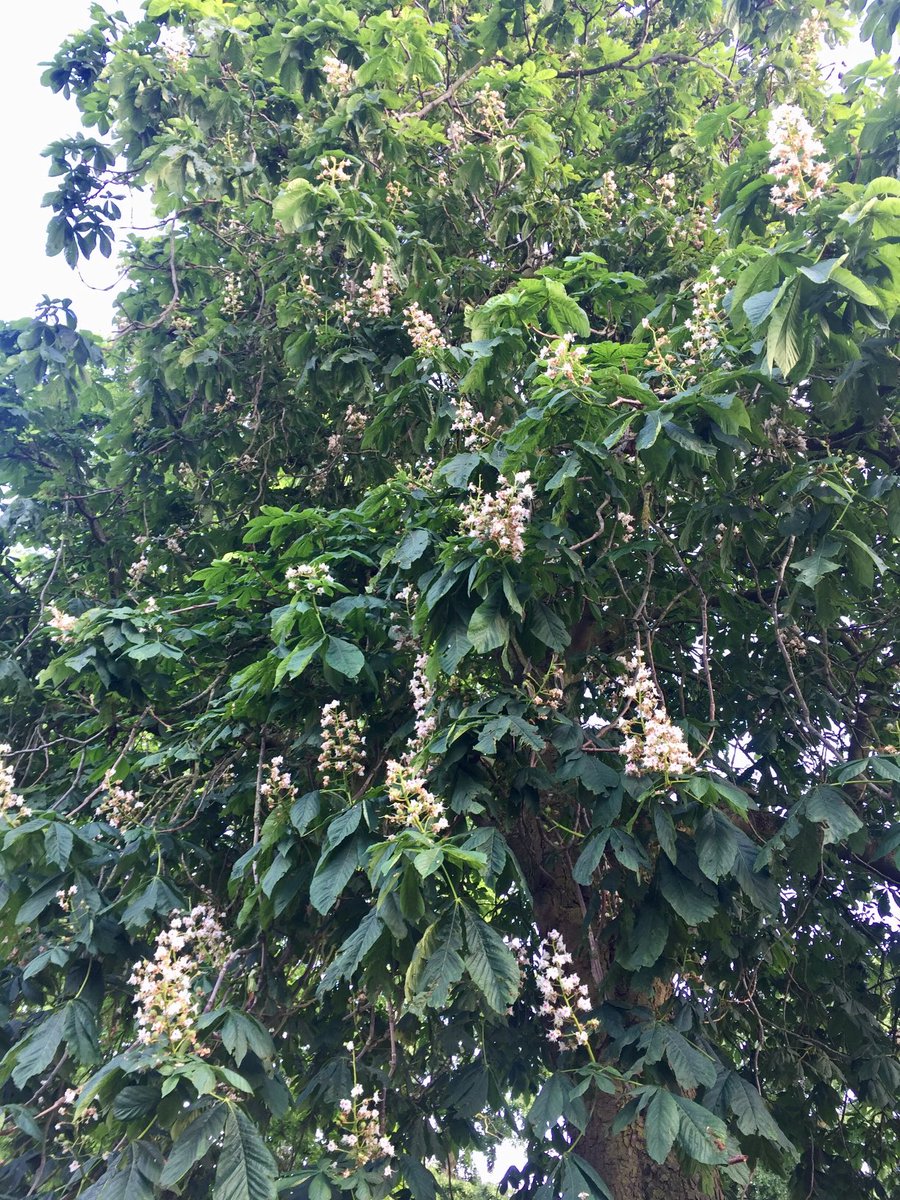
xmin=0 ymin=0 xmax=898 ymax=1197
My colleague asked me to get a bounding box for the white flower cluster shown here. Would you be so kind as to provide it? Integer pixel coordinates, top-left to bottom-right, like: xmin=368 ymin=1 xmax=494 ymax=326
xmin=667 ymin=206 xmax=712 ymax=250
xmin=795 ymin=15 xmax=826 ymax=75
xmin=657 ymin=172 xmax=677 ymax=209
xmin=318 ymin=702 xmax=366 ymax=789
xmin=445 ymin=120 xmax=465 ymax=152
xmin=593 ymin=170 xmax=619 ymax=221
xmin=451 ymin=397 xmax=491 ymax=450
xmin=318 ymin=156 xmax=353 ymax=186
xmin=538 ymin=334 xmax=591 ymax=386
xmin=56 ymin=884 xmax=78 ymax=914
xmin=0 ymin=746 xmax=30 ymax=822
xmin=46 ymin=605 xmax=79 ymax=643
xmin=460 ymin=471 xmax=534 ymax=561
xmin=128 ymin=555 xmax=150 ymax=586
xmin=403 ymin=303 xmax=447 ymax=353
xmin=260 ymin=756 xmax=298 ymax=810
xmin=286 ymin=562 xmax=335 ymax=594
xmin=617 ymin=511 xmax=635 ymax=542
xmin=385 ymin=181 xmax=411 ymax=206
xmin=222 ymin=272 xmax=245 ymax=317
xmin=157 ymin=27 xmax=192 ymax=71
xmin=359 ymin=262 xmax=396 ymax=318
xmin=767 ymin=104 xmax=832 ymax=215
xmin=510 ymin=930 xmax=598 ymax=1050
xmin=683 ymin=265 xmax=725 ymax=366
xmin=317 ymin=1086 xmax=395 ymax=1171
xmin=410 ymin=653 xmax=437 ymax=743
xmin=130 ymin=905 xmax=226 ymax=1050
xmin=322 ymin=54 xmax=357 ymax=96
xmin=475 ymin=87 xmax=508 ymax=131
xmin=344 ymin=405 xmax=367 ymax=433
xmin=385 ymin=758 xmax=449 ymax=834
xmin=96 ymin=770 xmax=145 ymax=830
xmin=617 ymin=648 xmax=697 ymax=778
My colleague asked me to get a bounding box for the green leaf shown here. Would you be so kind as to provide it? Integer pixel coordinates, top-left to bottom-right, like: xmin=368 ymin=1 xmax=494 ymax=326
xmin=122 ymin=877 xmax=184 ymax=930
xmin=463 ymin=907 xmax=519 ymax=1012
xmin=323 ymin=805 xmax=362 ymax=853
xmin=724 ymin=1074 xmax=796 ymax=1153
xmin=572 ymin=830 xmax=609 ymax=885
xmin=618 ymin=904 xmax=669 ymax=970
xmin=220 ymin=1012 xmax=275 ymax=1066
xmin=161 ymin=1103 xmax=228 ymax=1186
xmin=395 ymin=528 xmax=430 ymax=568
xmin=797 ymin=255 xmax=846 ymax=285
xmin=805 ymin=785 xmax=863 ymax=843
xmin=44 ymin=821 xmax=74 ymax=869
xmin=80 ymin=1142 xmax=161 ymax=1200
xmin=830 ymin=266 xmax=880 ymax=307
xmin=742 ymin=286 xmax=782 ymax=327
xmin=324 ymin=636 xmax=365 ymax=679
xmin=309 ymin=839 xmax=359 ymax=914
xmin=10 ymin=1009 xmax=66 ymax=1087
xmin=318 ymin=909 xmax=383 ymax=993
xmin=529 ymin=602 xmax=569 ymax=651
xmin=644 ymin=1089 xmax=680 ymax=1164
xmin=467 ymin=601 xmax=509 ymax=654
xmin=406 ymin=908 xmax=465 ymax=1010
xmin=112 ymin=1084 xmax=161 ymax=1123
xmin=544 ymin=279 xmax=590 ymax=337
xmin=663 ymin=420 xmax=716 ymax=458
xmin=658 ymin=860 xmax=717 ymax=926
xmin=636 ymin=410 xmax=662 ymax=451
xmin=673 ymin=1096 xmax=730 ymax=1166
xmin=290 ymin=790 xmax=320 ymax=834
xmin=696 ymin=810 xmax=740 ymax=881
xmin=213 ymin=1107 xmax=277 ymax=1200
xmin=561 ymin=1153 xmax=614 ymax=1200
xmin=664 ymin=1029 xmax=717 ymax=1090
xmin=766 ymin=279 xmax=804 ymax=376
xmin=274 ymin=638 xmax=324 ymax=684
xmin=64 ymin=998 xmax=99 ymax=1065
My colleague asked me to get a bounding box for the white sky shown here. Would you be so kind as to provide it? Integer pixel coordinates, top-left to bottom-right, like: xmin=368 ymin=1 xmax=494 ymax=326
xmin=0 ymin=0 xmax=144 ymax=333
xmin=1 ymin=6 xmax=872 ymax=335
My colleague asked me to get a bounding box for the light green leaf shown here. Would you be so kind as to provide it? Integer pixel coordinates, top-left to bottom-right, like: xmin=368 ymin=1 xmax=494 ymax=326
xmin=274 ymin=638 xmax=323 ymax=685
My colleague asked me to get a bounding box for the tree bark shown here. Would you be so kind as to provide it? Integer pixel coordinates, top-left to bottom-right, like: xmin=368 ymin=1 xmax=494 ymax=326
xmin=509 ymin=809 xmax=709 ymax=1200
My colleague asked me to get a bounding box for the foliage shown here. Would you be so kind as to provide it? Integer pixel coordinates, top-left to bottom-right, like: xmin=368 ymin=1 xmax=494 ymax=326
xmin=0 ymin=0 xmax=899 ymax=1198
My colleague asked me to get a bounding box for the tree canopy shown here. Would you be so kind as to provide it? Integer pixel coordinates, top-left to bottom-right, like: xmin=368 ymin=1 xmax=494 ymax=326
xmin=1 ymin=1 xmax=899 ymax=1198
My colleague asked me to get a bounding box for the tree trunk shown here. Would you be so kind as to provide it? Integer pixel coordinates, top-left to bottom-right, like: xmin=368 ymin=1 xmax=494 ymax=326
xmin=579 ymin=1091 xmax=708 ymax=1200
xmin=509 ymin=809 xmax=710 ymax=1200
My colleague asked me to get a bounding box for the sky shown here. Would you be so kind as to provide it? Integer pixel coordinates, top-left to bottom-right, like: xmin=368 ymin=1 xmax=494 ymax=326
xmin=0 ymin=0 xmax=145 ymax=334
xmin=1 ymin=5 xmax=873 ymax=336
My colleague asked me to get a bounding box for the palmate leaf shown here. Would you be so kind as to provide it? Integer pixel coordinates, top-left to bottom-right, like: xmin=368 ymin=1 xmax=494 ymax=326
xmin=161 ymin=1102 xmax=228 ymax=1187
xmin=10 ymin=1009 xmax=66 ymax=1088
xmin=643 ymin=1088 xmax=680 ymax=1164
xmin=462 ymin=906 xmax=519 ymax=1012
xmin=318 ymin=908 xmax=383 ymax=993
xmin=213 ymin=1108 xmax=277 ymax=1200
xmin=406 ymin=907 xmax=466 ymax=1009
xmin=80 ymin=1142 xmax=162 ymax=1200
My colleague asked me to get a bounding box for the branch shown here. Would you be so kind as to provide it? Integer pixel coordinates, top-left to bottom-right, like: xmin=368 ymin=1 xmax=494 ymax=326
xmin=397 ymin=56 xmax=492 ymax=120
